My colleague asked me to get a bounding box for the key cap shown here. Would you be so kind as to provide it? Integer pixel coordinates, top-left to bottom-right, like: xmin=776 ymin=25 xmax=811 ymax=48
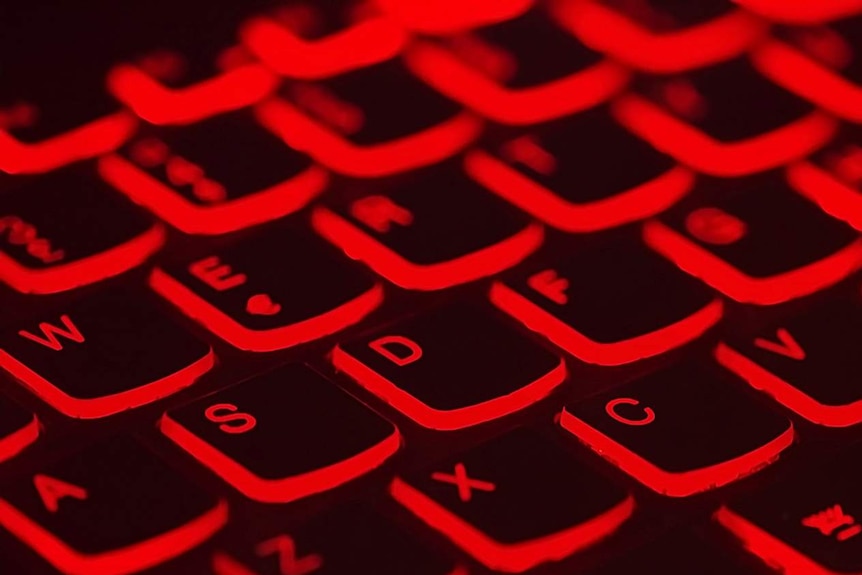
xmin=99 ymin=112 xmax=328 ymax=235
xmin=161 ymin=363 xmax=400 ymax=503
xmin=332 ymin=303 xmax=566 ymax=430
xmin=643 ymin=174 xmax=862 ymax=305
xmin=0 ymin=394 xmax=38 ymax=464
xmin=560 ymin=362 xmax=795 ymax=497
xmin=716 ymin=296 xmax=862 ymax=427
xmin=405 ymin=9 xmax=629 ymax=125
xmin=212 ymin=504 xmax=465 ymax=575
xmin=717 ymin=447 xmax=862 ymax=575
xmin=753 ymin=16 xmax=862 ymax=124
xmin=732 ymin=0 xmax=862 ymax=24
xmin=0 ymin=435 xmax=228 ymax=575
xmin=0 ymin=167 xmax=164 ymax=294
xmin=256 ymin=59 xmax=481 ymax=177
xmin=465 ymin=110 xmax=694 ymax=232
xmin=149 ymin=226 xmax=382 ymax=352
xmin=490 ymin=242 xmax=723 ymax=366
xmin=554 ymin=0 xmax=768 ymax=73
xmin=391 ymin=427 xmax=633 ymax=572
xmin=312 ymin=165 xmax=543 ymax=290
xmin=374 ymin=0 xmax=533 ymax=34
xmin=0 ymin=287 xmax=214 ymax=419
xmin=241 ymin=0 xmax=406 ymax=78
xmin=613 ymin=58 xmax=838 ymax=176
xmin=788 ymin=133 xmax=862 ymax=230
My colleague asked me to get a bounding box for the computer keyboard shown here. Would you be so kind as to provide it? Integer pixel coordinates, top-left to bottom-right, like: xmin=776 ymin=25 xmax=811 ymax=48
xmin=0 ymin=0 xmax=862 ymax=574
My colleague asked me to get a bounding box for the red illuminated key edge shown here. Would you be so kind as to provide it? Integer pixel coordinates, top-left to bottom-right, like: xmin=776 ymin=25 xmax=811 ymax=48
xmin=0 ymin=415 xmax=39 ymax=463
xmin=788 ymin=161 xmax=862 ymax=232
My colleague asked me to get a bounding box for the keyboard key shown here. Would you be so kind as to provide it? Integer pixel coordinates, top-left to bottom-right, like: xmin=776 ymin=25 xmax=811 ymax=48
xmin=212 ymin=505 xmax=465 ymax=575
xmin=554 ymin=0 xmax=768 ymax=72
xmin=149 ymin=227 xmax=382 ymax=352
xmin=312 ymin=165 xmax=543 ymax=290
xmin=716 ymin=296 xmax=862 ymax=427
xmin=753 ymin=17 xmax=862 ymax=123
xmin=733 ymin=0 xmax=862 ymax=24
xmin=490 ymin=242 xmax=723 ymax=366
xmin=717 ymin=447 xmax=862 ymax=575
xmin=0 ymin=287 xmax=214 ymax=419
xmin=161 ymin=364 xmax=399 ymax=503
xmin=405 ymin=9 xmax=629 ymax=125
xmin=390 ymin=427 xmax=633 ymax=572
xmin=560 ymin=362 xmax=794 ymax=497
xmin=256 ymin=59 xmax=481 ymax=177
xmin=788 ymin=134 xmax=862 ymax=230
xmin=241 ymin=0 xmax=407 ymax=78
xmin=0 ymin=167 xmax=164 ymax=294
xmin=374 ymin=0 xmax=533 ymax=33
xmin=465 ymin=110 xmax=694 ymax=232
xmin=0 ymin=394 xmax=38 ymax=464
xmin=613 ymin=58 xmax=838 ymax=176
xmin=99 ymin=112 xmax=327 ymax=235
xmin=643 ymin=174 xmax=862 ymax=305
xmin=0 ymin=435 xmax=228 ymax=575
xmin=332 ymin=303 xmax=566 ymax=430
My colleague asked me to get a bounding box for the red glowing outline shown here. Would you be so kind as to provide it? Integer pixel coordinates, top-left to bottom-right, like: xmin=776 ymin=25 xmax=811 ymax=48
xmin=332 ymin=346 xmax=566 ymax=430
xmin=390 ymin=477 xmax=633 ymax=573
xmin=642 ymin=219 xmax=862 ymax=305
xmin=107 ymin=62 xmax=278 ymax=125
xmin=611 ymin=93 xmax=838 ymax=177
xmin=240 ymin=15 xmax=407 ymax=78
xmin=98 ymin=154 xmax=328 ymax=235
xmin=0 ymin=415 xmax=38 ymax=463
xmin=404 ymin=40 xmax=629 ymax=125
xmin=0 ymin=112 xmax=137 ymax=175
xmin=212 ymin=551 xmax=470 ymax=575
xmin=489 ymin=281 xmax=723 ymax=366
xmin=149 ymin=268 xmax=383 ymax=352
xmin=715 ymin=342 xmax=862 ymax=427
xmin=554 ymin=0 xmax=768 ymax=72
xmin=0 ymin=348 xmax=215 ymax=419
xmin=312 ymin=207 xmax=544 ymax=291
xmin=373 ymin=0 xmax=534 ymax=34
xmin=559 ymin=409 xmax=794 ymax=497
xmin=0 ymin=497 xmax=228 ymax=575
xmin=465 ymin=149 xmax=694 ymax=232
xmin=731 ymin=0 xmax=862 ymax=23
xmin=255 ymin=97 xmax=482 ymax=177
xmin=160 ymin=413 xmax=400 ymax=503
xmin=0 ymin=224 xmax=165 ymax=295
xmin=788 ymin=161 xmax=862 ymax=231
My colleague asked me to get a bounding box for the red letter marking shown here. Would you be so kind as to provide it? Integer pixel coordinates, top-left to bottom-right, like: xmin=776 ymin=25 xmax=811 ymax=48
xmin=18 ymin=314 xmax=85 ymax=351
xmin=205 ymin=403 xmax=257 ymax=434
xmin=189 ymin=256 xmax=247 ymax=291
xmin=684 ymin=207 xmax=747 ymax=245
xmin=527 ymin=269 xmax=569 ymax=305
xmin=500 ymin=135 xmax=557 ymax=176
xmin=256 ymin=534 xmax=323 ymax=575
xmin=754 ymin=328 xmax=806 ymax=360
xmin=369 ymin=335 xmax=423 ymax=366
xmin=33 ymin=474 xmax=88 ymax=513
xmin=605 ymin=398 xmax=656 ymax=426
xmin=349 ymin=196 xmax=414 ymax=233
xmin=431 ymin=462 xmax=496 ymax=502
xmin=803 ymin=505 xmax=862 ymax=542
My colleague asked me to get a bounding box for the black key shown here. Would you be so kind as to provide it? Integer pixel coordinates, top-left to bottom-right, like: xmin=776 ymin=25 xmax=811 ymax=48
xmin=613 ymin=58 xmax=837 ymax=175
xmin=333 ymin=303 xmax=565 ymax=430
xmin=257 ymin=59 xmax=481 ymax=177
xmin=0 ymin=393 xmax=38 ymax=464
xmin=716 ymin=296 xmax=862 ymax=427
xmin=718 ymin=446 xmax=862 ymax=575
xmin=0 ymin=167 xmax=164 ymax=294
xmin=391 ymin=427 xmax=634 ymax=573
xmin=491 ymin=242 xmax=723 ymax=366
xmin=0 ymin=287 xmax=214 ymax=419
xmin=312 ymin=164 xmax=543 ymax=290
xmin=561 ymin=362 xmax=794 ymax=497
xmin=212 ymin=505 xmax=463 ymax=575
xmin=100 ymin=112 xmax=327 ymax=235
xmin=149 ymin=226 xmax=382 ymax=351
xmin=161 ymin=363 xmax=400 ymax=503
xmin=555 ymin=0 xmax=767 ymax=72
xmin=404 ymin=8 xmax=629 ymax=124
xmin=466 ymin=110 xmax=693 ymax=232
xmin=0 ymin=435 xmax=227 ymax=575
xmin=644 ymin=173 xmax=862 ymax=305
xmin=753 ymin=16 xmax=862 ymax=123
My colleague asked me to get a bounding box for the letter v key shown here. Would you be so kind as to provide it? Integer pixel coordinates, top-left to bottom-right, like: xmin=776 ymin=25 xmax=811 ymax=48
xmin=754 ymin=328 xmax=806 ymax=360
